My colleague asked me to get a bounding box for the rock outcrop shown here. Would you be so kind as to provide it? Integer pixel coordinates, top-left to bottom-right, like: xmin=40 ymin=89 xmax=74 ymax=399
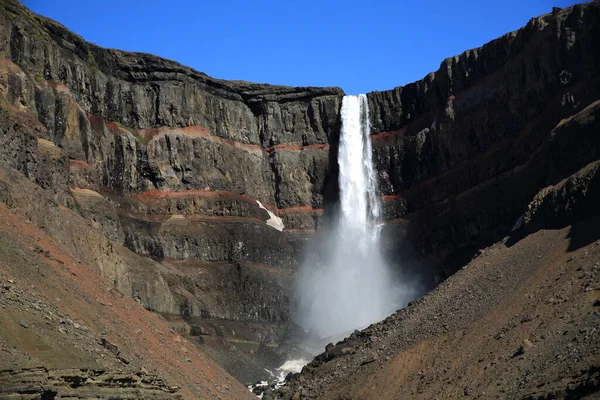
xmin=0 ymin=368 xmax=180 ymax=399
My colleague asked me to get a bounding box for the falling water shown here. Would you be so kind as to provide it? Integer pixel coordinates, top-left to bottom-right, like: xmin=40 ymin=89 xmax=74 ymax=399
xmin=339 ymin=94 xmax=381 ymax=248
xmin=295 ymin=94 xmax=410 ymax=340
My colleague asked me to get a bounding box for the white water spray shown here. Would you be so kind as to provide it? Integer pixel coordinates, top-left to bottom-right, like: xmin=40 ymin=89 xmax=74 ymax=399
xmin=295 ymin=94 xmax=412 ymax=340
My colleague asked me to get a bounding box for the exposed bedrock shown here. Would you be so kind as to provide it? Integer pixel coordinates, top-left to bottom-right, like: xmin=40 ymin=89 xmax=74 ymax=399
xmin=0 ymin=368 xmax=179 ymax=399
xmin=1 ymin=0 xmax=600 ymax=332
xmin=369 ymin=2 xmax=600 ymax=280
xmin=0 ymin=0 xmax=341 ymax=325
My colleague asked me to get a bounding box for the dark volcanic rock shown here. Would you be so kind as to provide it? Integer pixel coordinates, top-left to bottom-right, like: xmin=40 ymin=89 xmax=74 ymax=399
xmin=1 ymin=0 xmax=599 ymax=330
xmin=370 ymin=2 xmax=600 ymax=280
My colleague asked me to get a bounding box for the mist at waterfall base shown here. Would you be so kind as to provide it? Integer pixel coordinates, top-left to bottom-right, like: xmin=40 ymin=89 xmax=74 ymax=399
xmin=294 ymin=94 xmax=419 ymax=343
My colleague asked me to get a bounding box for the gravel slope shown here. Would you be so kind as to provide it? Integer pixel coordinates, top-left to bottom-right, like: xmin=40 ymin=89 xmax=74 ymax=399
xmin=265 ymin=214 xmax=600 ymax=398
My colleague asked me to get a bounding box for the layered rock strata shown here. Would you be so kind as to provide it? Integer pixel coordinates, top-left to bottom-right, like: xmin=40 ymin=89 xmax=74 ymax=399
xmin=369 ymin=2 xmax=600 ymax=279
xmin=0 ymin=0 xmax=341 ymax=324
xmin=1 ymin=0 xmax=600 ymax=393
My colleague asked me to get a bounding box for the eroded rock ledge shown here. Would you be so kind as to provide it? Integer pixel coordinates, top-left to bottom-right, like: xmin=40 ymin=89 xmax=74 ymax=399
xmin=0 ymin=368 xmax=180 ymax=399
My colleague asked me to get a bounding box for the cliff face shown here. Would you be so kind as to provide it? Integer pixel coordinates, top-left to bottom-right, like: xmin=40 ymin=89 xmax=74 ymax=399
xmin=369 ymin=2 xmax=600 ymax=278
xmin=0 ymin=0 xmax=342 ymax=324
xmin=1 ymin=0 xmax=600 ymax=385
xmin=2 ymin=0 xmax=600 ymax=323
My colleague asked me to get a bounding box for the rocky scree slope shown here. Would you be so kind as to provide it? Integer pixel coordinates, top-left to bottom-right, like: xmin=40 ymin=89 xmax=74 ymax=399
xmin=0 ymin=168 xmax=254 ymax=399
xmin=266 ymin=203 xmax=600 ymax=399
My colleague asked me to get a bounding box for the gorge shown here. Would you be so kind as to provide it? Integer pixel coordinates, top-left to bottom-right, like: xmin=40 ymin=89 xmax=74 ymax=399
xmin=0 ymin=0 xmax=599 ymax=399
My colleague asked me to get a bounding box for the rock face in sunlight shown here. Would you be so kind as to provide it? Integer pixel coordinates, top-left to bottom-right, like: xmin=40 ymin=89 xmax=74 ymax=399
xmin=0 ymin=0 xmax=343 ymax=327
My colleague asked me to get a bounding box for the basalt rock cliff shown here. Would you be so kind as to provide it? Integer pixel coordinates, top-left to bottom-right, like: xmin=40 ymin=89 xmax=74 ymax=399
xmin=371 ymin=2 xmax=600 ymax=279
xmin=0 ymin=0 xmax=343 ymax=327
xmin=0 ymin=0 xmax=599 ymax=398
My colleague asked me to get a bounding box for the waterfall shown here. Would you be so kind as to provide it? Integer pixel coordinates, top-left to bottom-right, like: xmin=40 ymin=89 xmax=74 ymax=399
xmin=338 ymin=94 xmax=381 ymax=249
xmin=295 ymin=94 xmax=409 ymax=340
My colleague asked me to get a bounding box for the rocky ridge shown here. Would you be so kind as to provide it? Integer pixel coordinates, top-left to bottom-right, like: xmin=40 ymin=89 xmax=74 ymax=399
xmin=0 ymin=368 xmax=179 ymax=399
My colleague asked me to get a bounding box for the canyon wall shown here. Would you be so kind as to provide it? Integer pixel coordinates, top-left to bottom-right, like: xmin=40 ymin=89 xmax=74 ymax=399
xmin=369 ymin=2 xmax=600 ymax=279
xmin=1 ymin=0 xmax=599 ymax=329
xmin=0 ymin=0 xmax=342 ymax=324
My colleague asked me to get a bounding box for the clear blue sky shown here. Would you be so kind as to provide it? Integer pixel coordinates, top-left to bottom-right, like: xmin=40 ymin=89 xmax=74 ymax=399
xmin=23 ymin=0 xmax=582 ymax=94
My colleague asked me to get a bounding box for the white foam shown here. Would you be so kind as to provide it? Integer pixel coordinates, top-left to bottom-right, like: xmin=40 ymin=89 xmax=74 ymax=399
xmin=248 ymin=358 xmax=309 ymax=397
